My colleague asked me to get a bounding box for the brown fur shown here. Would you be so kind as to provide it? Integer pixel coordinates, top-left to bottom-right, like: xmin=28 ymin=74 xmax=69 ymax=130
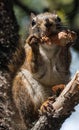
xmin=12 ymin=12 xmax=76 ymax=129
xmin=8 ymin=44 xmax=25 ymax=76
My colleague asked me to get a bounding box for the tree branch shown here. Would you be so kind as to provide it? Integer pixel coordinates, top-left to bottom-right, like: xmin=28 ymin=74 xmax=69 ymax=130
xmin=31 ymin=71 xmax=79 ymax=130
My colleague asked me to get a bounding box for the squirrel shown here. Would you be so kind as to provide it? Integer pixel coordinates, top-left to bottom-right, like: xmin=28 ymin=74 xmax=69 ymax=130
xmin=12 ymin=12 xmax=76 ymax=129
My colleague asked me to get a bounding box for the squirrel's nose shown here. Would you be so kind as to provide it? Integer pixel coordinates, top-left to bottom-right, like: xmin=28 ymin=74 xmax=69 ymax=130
xmin=45 ymin=18 xmax=53 ymax=28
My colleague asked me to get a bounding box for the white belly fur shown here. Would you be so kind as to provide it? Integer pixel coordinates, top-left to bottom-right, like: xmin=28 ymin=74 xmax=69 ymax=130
xmin=33 ymin=44 xmax=70 ymax=86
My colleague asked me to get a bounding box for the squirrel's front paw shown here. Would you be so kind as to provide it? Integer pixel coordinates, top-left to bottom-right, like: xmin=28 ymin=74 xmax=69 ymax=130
xmin=26 ymin=34 xmax=40 ymax=53
xmin=26 ymin=34 xmax=39 ymax=46
xmin=40 ymin=97 xmax=55 ymax=116
xmin=57 ymin=30 xmax=77 ymax=46
xmin=39 ymin=85 xmax=65 ymax=116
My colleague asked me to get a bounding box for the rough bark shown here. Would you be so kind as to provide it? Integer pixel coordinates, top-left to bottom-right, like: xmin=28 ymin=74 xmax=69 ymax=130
xmin=0 ymin=72 xmax=12 ymax=130
xmin=0 ymin=0 xmax=25 ymax=74
xmin=0 ymin=0 xmax=25 ymax=130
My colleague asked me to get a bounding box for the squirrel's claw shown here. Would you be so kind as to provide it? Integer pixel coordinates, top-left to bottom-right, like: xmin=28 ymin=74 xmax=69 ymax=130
xmin=39 ymin=97 xmax=55 ymax=116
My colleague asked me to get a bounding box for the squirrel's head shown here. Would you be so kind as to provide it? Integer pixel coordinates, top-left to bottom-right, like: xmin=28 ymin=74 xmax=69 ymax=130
xmin=30 ymin=12 xmax=62 ymax=37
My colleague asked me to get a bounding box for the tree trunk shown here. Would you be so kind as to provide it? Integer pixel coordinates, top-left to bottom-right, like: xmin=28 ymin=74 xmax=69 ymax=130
xmin=0 ymin=0 xmax=25 ymax=130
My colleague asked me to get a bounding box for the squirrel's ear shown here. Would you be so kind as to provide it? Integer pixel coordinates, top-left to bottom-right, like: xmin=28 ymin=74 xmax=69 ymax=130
xmin=52 ymin=10 xmax=58 ymax=18
xmin=31 ymin=13 xmax=36 ymax=19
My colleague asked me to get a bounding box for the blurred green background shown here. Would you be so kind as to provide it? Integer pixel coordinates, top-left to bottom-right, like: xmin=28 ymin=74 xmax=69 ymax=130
xmin=13 ymin=0 xmax=79 ymax=48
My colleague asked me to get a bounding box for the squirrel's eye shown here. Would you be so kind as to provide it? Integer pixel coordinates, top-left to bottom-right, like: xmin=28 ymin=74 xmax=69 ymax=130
xmin=56 ymin=17 xmax=61 ymax=22
xmin=32 ymin=20 xmax=36 ymax=27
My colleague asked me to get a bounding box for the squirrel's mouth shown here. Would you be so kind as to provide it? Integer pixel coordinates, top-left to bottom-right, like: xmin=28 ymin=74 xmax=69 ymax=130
xmin=40 ymin=30 xmax=58 ymax=46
